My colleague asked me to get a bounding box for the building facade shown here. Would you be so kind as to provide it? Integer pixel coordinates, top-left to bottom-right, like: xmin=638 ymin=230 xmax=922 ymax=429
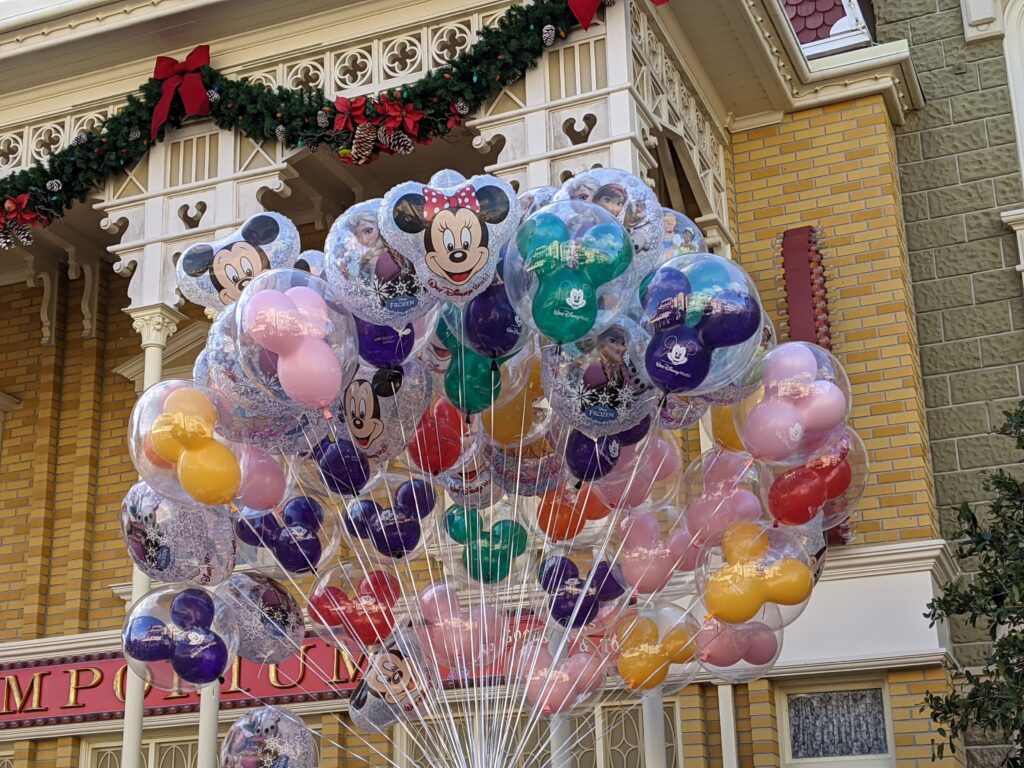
xmin=0 ymin=0 xmax=1017 ymax=766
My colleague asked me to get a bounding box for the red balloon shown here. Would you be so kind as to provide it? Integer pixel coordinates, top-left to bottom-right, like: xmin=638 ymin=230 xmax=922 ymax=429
xmin=812 ymin=455 xmax=852 ymax=500
xmin=409 ymin=408 xmax=462 ymax=474
xmin=358 ymin=571 xmax=400 ymax=606
xmin=309 ymin=586 xmax=348 ymax=626
xmin=435 ymin=397 xmax=471 ymax=435
xmin=342 ymin=599 xmax=395 ymax=646
xmin=768 ymin=467 xmax=827 ymax=525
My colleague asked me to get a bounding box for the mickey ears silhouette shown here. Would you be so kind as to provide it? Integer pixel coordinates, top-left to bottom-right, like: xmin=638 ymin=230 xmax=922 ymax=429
xmin=176 ymin=211 xmax=301 ymax=312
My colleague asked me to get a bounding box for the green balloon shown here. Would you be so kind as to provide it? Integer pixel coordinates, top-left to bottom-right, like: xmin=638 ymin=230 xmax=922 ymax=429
xmin=436 ymin=316 xmax=460 ymax=354
xmin=445 ymin=505 xmax=481 ymax=545
xmin=531 ymin=268 xmax=597 ymax=344
xmin=462 ymin=541 xmax=510 ymax=584
xmin=516 ymin=213 xmax=570 ymax=279
xmin=685 ymin=292 xmax=712 ymax=327
xmin=578 ymin=222 xmax=633 ymax=285
xmin=445 ymin=350 xmax=502 ymax=414
xmin=486 ymin=551 xmax=512 ymax=583
xmin=491 ymin=519 xmax=529 ymax=557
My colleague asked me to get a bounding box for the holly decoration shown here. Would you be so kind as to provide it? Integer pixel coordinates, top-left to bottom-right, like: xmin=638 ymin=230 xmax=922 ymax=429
xmin=0 ymin=0 xmax=578 ymax=240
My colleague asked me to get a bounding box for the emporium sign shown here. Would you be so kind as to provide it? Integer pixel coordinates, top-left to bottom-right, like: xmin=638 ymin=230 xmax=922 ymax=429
xmin=0 ymin=639 xmax=359 ymax=729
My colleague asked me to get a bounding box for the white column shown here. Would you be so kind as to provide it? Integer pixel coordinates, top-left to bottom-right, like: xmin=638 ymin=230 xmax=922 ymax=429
xmin=196 ymin=683 xmax=222 ymax=767
xmin=642 ymin=690 xmax=668 ymax=768
xmin=548 ymin=714 xmax=573 ymax=768
xmin=717 ymin=684 xmax=740 ymax=768
xmin=121 ymin=304 xmax=186 ymax=768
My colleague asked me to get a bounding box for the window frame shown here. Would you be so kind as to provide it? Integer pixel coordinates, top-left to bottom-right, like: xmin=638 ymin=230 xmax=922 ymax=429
xmin=775 ymin=678 xmax=896 ymax=768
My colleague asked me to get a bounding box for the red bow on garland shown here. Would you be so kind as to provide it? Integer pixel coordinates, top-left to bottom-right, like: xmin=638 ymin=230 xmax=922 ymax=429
xmin=150 ymin=45 xmax=211 ymax=139
xmin=568 ymin=0 xmax=667 ymax=30
xmin=377 ymin=95 xmax=425 ymax=136
xmin=3 ymin=194 xmax=41 ymax=227
xmin=333 ymin=95 xmax=368 ymax=132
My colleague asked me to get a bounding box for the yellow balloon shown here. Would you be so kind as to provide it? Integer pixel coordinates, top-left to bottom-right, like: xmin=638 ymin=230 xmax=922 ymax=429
xmin=703 ymin=566 xmax=768 ymax=624
xmin=615 ymin=616 xmax=660 ymax=647
xmin=176 ymin=441 xmax=241 ymax=505
xmin=662 ymin=624 xmax=697 ymax=664
xmin=148 ymin=413 xmax=184 ymax=464
xmin=721 ymin=521 xmax=768 ymax=565
xmin=710 ymin=404 xmax=744 ymax=452
xmin=169 ymin=413 xmax=214 ymax=450
xmin=526 ymin=360 xmax=544 ymax=401
xmin=164 ymin=387 xmax=218 ymax=425
xmin=617 ymin=646 xmax=669 ymax=691
xmin=482 ymin=396 xmax=533 ymax=446
xmin=764 ymin=558 xmax=813 ymax=606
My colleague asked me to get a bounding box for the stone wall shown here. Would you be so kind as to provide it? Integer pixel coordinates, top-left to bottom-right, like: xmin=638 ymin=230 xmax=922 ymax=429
xmin=874 ymin=2 xmax=1024 ymax=765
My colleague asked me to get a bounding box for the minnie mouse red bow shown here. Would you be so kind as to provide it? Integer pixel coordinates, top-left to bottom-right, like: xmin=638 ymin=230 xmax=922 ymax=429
xmin=150 ymin=45 xmax=211 ymax=139
xmin=422 ymin=185 xmax=480 ymax=219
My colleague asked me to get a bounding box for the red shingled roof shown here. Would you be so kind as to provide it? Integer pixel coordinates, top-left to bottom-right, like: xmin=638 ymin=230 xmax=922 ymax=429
xmin=782 ymin=0 xmax=848 ymax=44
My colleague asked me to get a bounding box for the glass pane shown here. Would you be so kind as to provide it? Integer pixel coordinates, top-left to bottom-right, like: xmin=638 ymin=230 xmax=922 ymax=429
xmin=155 ymin=741 xmax=197 ymax=768
xmin=664 ymin=704 xmax=678 ymax=768
xmin=787 ymin=688 xmax=888 ymax=759
xmin=603 ymin=705 xmax=643 ymax=768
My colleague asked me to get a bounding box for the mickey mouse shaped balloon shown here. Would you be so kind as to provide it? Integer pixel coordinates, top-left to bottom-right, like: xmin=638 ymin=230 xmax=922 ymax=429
xmin=341 ymin=360 xmax=431 ymax=466
xmin=176 ymin=212 xmax=301 ymax=313
xmin=539 ymin=553 xmax=627 ymax=633
xmin=380 ymin=170 xmax=517 ymax=304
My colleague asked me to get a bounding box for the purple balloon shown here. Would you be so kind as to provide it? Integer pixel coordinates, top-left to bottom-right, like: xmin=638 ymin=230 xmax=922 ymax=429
xmin=645 ymin=325 xmax=711 ymax=393
xmin=236 ymin=510 xmax=281 ymax=547
xmin=611 ymin=415 xmax=652 ymax=446
xmin=355 ymin=316 xmax=415 ymax=368
xmin=315 ymin=438 xmax=371 ymax=496
xmin=552 ymin=588 xmax=599 ymax=628
xmin=170 ymin=588 xmax=215 ymax=630
xmin=269 ymin=525 xmax=322 ymax=573
xmin=540 ymin=556 xmax=579 ymax=592
xmin=396 ymin=479 xmax=436 ymax=519
xmin=464 ymin=280 xmax=524 ymax=358
xmin=699 ymin=290 xmax=761 ymax=347
xmin=565 ymin=430 xmax=620 ymax=481
xmin=125 ymin=616 xmax=173 ymax=662
xmin=642 ymin=267 xmax=691 ymax=313
xmin=171 ymin=628 xmax=228 ymax=685
xmin=345 ymin=499 xmax=381 ymax=537
xmin=590 ymin=561 xmax=626 ymax=601
xmin=367 ymin=506 xmax=421 ymax=559
xmin=282 ymin=496 xmax=324 ymax=531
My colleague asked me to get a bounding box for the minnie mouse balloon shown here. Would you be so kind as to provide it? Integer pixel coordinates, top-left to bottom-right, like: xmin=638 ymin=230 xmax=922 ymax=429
xmin=177 ymin=212 xmax=300 ymax=313
xmin=340 ymin=360 xmax=431 ymax=465
xmin=216 ymin=572 xmax=304 ymax=665
xmin=222 ymin=706 xmax=317 ymax=768
xmin=381 ymin=170 xmax=517 ymax=304
xmin=325 ymin=199 xmax=436 ymax=328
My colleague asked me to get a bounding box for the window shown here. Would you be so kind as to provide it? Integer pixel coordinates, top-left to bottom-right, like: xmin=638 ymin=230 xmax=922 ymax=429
xmin=0 ymin=754 xmax=13 ymax=768
xmin=778 ymin=680 xmax=895 ymax=768
xmin=83 ymin=735 xmax=198 ymax=768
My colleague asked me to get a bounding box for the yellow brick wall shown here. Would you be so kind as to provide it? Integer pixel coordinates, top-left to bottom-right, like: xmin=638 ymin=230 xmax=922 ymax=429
xmin=888 ymin=668 xmax=962 ymax=768
xmin=732 ymin=95 xmax=937 ymax=543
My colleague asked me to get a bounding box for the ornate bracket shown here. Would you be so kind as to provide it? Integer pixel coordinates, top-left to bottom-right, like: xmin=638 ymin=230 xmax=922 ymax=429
xmin=22 ymin=251 xmax=60 ymax=347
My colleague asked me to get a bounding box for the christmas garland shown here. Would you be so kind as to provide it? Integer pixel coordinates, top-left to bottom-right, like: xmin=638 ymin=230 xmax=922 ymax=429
xmin=0 ymin=0 xmax=580 ymax=248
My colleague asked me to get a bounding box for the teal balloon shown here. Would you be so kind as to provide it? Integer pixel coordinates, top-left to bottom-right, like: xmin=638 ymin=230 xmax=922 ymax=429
xmin=435 ymin=315 xmax=460 ymax=354
xmin=445 ymin=350 xmax=502 ymax=414
xmin=579 ymin=222 xmax=633 ymax=285
xmin=687 ymin=259 xmax=733 ymax=296
xmin=445 ymin=505 xmax=482 ymax=545
xmin=462 ymin=541 xmax=511 ymax=584
xmin=491 ymin=519 xmax=528 ymax=557
xmin=686 ymin=292 xmax=713 ymax=327
xmin=531 ymin=268 xmax=597 ymax=344
xmin=516 ymin=213 xmax=570 ymax=279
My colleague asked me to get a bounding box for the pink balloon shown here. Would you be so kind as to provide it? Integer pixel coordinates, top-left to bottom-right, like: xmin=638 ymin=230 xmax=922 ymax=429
xmin=741 ymin=399 xmax=805 ymax=463
xmin=564 ymin=652 xmax=606 ymax=694
xmin=622 ymin=465 xmax=658 ymax=508
xmin=703 ymin=449 xmax=754 ymax=489
xmin=277 ymin=338 xmax=343 ymax=409
xmin=620 ymin=512 xmax=661 ymax=549
xmin=419 ymin=584 xmax=460 ymax=624
xmin=797 ymin=380 xmax=847 ymax=433
xmin=763 ymin=344 xmax=817 ymax=390
xmin=684 ymin=492 xmax=729 ymax=538
xmin=621 ymin=548 xmax=676 ymax=593
xmin=243 ymin=290 xmax=302 ymax=356
xmin=285 ymin=286 xmax=329 ymax=339
xmin=742 ymin=623 xmax=779 ymax=666
xmin=668 ymin=528 xmax=700 ymax=571
xmin=719 ymin=489 xmax=763 ymax=525
xmin=237 ymin=448 xmax=287 ymax=510
xmin=521 ymin=643 xmax=579 ymax=714
xmin=695 ymin=621 xmax=746 ymax=668
xmin=650 ymin=439 xmax=679 ymax=481
xmin=601 ymin=442 xmax=640 ymax=482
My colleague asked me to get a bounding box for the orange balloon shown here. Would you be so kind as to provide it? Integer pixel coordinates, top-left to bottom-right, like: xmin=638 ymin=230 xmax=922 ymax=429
xmin=482 ymin=396 xmax=533 ymax=446
xmin=576 ymin=486 xmax=611 ymax=521
xmin=721 ymin=521 xmax=768 ymax=565
xmin=617 ymin=646 xmax=669 ymax=691
xmin=164 ymin=387 xmax=218 ymax=426
xmin=615 ymin=616 xmax=660 ymax=647
xmin=711 ymin=404 xmax=744 ymax=452
xmin=662 ymin=623 xmax=697 ymax=664
xmin=149 ymin=413 xmax=184 ymax=464
xmin=537 ymin=493 xmax=585 ymax=542
xmin=526 ymin=360 xmax=544 ymax=401
xmin=764 ymin=558 xmax=813 ymax=606
xmin=143 ymin=431 xmax=176 ymax=469
xmin=703 ymin=566 xmax=768 ymax=624
xmin=169 ymin=413 xmax=214 ymax=450
xmin=176 ymin=441 xmax=241 ymax=505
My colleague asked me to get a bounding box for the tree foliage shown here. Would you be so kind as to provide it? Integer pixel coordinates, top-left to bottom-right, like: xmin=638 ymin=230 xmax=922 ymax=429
xmin=925 ymin=401 xmax=1024 ymax=766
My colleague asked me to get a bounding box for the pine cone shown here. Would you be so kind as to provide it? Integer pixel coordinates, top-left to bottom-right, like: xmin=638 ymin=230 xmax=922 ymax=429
xmin=128 ymin=128 xmax=141 ymax=141
xmin=275 ymin=125 xmax=287 ymax=142
xmin=351 ymin=122 xmax=378 ymax=164
xmin=505 ymin=72 xmax=521 ymax=86
xmin=602 ymin=0 xmax=615 ymax=6
xmin=206 ymin=89 xmax=220 ymax=103
xmin=71 ymin=132 xmax=88 ymax=146
xmin=542 ymin=24 xmax=556 ymax=46
xmin=9 ymin=222 xmax=31 ymax=246
xmin=0 ymin=224 xmax=12 ymax=250
xmin=46 ymin=180 xmax=62 ymax=192
xmin=317 ymin=111 xmax=330 ymax=129
xmin=381 ymin=128 xmax=414 ymax=156
xmin=454 ymin=99 xmax=470 ymax=116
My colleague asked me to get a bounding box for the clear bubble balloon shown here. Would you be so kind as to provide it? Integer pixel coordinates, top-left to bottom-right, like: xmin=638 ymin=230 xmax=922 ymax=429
xmin=489 ymin=420 xmax=566 ymax=498
xmin=661 ymin=209 xmax=706 ymax=259
xmin=515 ymin=631 xmax=610 ymax=718
xmin=659 ymin=392 xmax=709 ymax=430
xmin=533 ymin=481 xmax=613 ymax=548
xmin=309 ymin=563 xmax=402 ymax=655
xmin=610 ymin=602 xmax=701 ymax=694
xmin=693 ymin=601 xmax=784 ymax=684
xmin=439 ymin=499 xmax=533 ymax=588
xmin=538 ymin=549 xmax=628 ymax=635
xmin=613 ymin=507 xmax=701 ymax=595
xmin=235 ymin=493 xmax=340 ymax=577
xmin=592 ymin=427 xmax=682 ymax=513
xmin=341 ymin=473 xmax=439 ymax=564
xmin=222 ymin=706 xmax=318 ymax=768
xmin=701 ymin=313 xmax=777 ymax=406
xmin=215 ymin=572 xmax=304 ymax=665
xmin=414 ymin=585 xmax=507 ymax=674
xmin=517 ymin=186 xmax=557 ymax=222
xmin=120 ymin=481 xmax=235 ymax=586
xmin=349 ymin=627 xmax=433 ymax=733
xmin=122 ymin=585 xmax=238 ymax=691
xmin=679 ymin=447 xmax=768 ymax=546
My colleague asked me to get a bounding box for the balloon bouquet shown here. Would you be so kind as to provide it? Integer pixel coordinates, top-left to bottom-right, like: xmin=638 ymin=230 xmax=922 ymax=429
xmin=118 ymin=170 xmax=868 ymax=768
